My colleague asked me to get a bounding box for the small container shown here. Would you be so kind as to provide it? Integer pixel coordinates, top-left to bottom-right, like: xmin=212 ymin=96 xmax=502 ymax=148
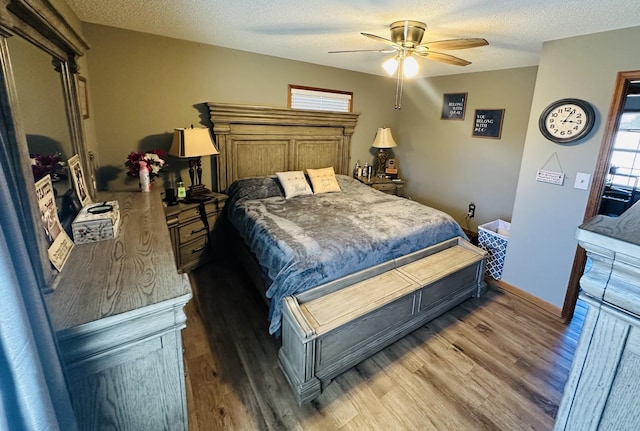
xmin=139 ymin=161 xmax=151 ymax=192
xmin=177 ymin=178 xmax=186 ymax=199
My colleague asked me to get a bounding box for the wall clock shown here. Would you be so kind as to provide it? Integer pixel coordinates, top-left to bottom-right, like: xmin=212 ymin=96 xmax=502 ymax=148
xmin=539 ymin=98 xmax=595 ymax=143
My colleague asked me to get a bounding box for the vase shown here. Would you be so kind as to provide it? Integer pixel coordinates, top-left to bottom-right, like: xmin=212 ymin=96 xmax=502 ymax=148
xmin=139 ymin=172 xmax=151 ymax=192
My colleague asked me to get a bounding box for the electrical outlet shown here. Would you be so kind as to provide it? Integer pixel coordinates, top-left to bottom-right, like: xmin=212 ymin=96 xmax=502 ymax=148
xmin=468 ymin=203 xmax=476 ymax=218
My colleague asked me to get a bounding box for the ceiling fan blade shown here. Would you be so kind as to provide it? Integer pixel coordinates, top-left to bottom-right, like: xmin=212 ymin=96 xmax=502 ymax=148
xmin=361 ymin=32 xmax=401 ymax=49
xmin=414 ymin=50 xmax=472 ymax=66
xmin=329 ymin=48 xmax=396 ymax=54
xmin=417 ymin=38 xmax=488 ymax=51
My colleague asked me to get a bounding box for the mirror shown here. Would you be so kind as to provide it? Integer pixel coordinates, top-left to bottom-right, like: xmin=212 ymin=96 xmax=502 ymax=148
xmin=598 ymin=81 xmax=640 ymax=217
xmin=8 ymin=36 xmax=75 ymax=201
xmin=0 ymin=0 xmax=91 ymax=290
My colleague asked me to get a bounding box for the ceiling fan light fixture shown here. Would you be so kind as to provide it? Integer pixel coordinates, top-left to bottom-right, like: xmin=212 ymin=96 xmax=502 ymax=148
xmin=403 ymin=56 xmax=419 ymax=78
xmin=382 ymin=57 xmax=399 ymax=75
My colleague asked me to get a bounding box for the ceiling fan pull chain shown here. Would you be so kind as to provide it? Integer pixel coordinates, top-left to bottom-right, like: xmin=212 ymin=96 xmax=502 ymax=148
xmin=395 ymin=59 xmax=404 ymax=109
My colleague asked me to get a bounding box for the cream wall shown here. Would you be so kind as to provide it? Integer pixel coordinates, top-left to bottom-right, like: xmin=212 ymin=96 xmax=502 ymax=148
xmin=397 ymin=67 xmax=537 ymax=228
xmin=502 ymin=26 xmax=640 ymax=308
xmin=83 ymin=24 xmax=400 ymax=191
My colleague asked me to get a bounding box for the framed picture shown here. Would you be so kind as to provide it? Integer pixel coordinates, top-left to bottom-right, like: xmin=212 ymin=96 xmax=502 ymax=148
xmin=472 ymin=109 xmax=505 ymax=139
xmin=77 ymin=75 xmax=89 ymax=119
xmin=35 ymin=175 xmax=74 ymax=272
xmin=68 ymin=154 xmax=92 ymax=207
xmin=441 ymin=93 xmax=467 ymax=120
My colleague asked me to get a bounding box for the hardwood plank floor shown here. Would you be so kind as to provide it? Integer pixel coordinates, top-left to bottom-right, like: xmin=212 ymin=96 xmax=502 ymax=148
xmin=182 ymin=257 xmax=585 ymax=431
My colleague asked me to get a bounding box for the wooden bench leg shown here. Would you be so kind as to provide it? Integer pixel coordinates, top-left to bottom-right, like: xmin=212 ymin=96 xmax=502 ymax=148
xmin=279 ymin=297 xmax=322 ymax=405
xmin=278 ymin=349 xmax=321 ymax=405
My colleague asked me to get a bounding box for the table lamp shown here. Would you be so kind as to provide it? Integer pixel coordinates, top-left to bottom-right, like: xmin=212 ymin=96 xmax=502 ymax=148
xmin=371 ymin=127 xmax=397 ymax=177
xmin=169 ymin=125 xmax=219 ymax=196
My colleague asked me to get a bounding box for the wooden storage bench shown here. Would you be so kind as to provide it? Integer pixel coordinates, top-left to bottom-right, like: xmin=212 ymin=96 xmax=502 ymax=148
xmin=278 ymin=237 xmax=487 ymax=404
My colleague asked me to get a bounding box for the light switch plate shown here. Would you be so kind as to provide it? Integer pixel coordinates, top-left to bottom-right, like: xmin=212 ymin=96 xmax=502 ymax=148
xmin=574 ymin=172 xmax=591 ymax=190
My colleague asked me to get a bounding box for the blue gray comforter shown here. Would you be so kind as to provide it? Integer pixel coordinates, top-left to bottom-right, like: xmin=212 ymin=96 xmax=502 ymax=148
xmin=226 ymin=175 xmax=466 ymax=334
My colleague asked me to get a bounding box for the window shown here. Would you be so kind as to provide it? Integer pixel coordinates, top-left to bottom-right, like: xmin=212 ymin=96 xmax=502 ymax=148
xmin=609 ymin=112 xmax=640 ymax=187
xmin=288 ymin=85 xmax=352 ymax=112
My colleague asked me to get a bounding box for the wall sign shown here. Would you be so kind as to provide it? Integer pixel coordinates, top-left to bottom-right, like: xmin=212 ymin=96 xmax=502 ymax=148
xmin=536 ymin=169 xmax=565 ymax=185
xmin=441 ymin=93 xmax=467 ymax=120
xmin=472 ymin=109 xmax=505 ymax=139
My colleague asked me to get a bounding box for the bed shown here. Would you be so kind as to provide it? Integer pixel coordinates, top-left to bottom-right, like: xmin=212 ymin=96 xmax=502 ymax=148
xmin=225 ymin=173 xmax=469 ymax=335
xmin=208 ymin=102 xmax=487 ymax=403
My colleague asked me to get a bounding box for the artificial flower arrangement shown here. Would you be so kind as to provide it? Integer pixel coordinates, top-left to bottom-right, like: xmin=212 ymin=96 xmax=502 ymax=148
xmin=31 ymin=152 xmax=66 ymax=182
xmin=124 ymin=149 xmax=167 ymax=179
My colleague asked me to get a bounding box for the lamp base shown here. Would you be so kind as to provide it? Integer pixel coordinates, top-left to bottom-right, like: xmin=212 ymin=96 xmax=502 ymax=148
xmin=375 ymin=148 xmax=389 ymax=178
xmin=187 ymin=184 xmax=210 ymax=196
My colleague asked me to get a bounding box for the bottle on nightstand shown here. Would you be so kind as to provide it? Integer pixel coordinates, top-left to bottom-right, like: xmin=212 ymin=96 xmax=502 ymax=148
xmin=177 ymin=177 xmax=186 ymax=200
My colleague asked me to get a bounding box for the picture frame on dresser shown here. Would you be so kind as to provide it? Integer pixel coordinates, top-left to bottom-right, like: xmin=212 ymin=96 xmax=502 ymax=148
xmin=68 ymin=154 xmax=92 ymax=207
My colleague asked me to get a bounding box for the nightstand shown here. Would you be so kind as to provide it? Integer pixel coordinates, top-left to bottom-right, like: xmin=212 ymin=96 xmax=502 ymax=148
xmin=355 ymin=175 xmax=405 ymax=197
xmin=164 ymin=192 xmax=228 ymax=272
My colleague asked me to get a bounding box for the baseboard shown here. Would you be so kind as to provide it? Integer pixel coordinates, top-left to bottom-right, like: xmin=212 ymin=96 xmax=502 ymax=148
xmin=485 ymin=277 xmax=563 ymax=319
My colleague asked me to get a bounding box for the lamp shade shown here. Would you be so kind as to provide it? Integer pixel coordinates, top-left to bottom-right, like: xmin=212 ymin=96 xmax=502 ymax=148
xmin=403 ymin=56 xmax=419 ymax=78
xmin=382 ymin=57 xmax=399 ymax=76
xmin=371 ymin=127 xmax=398 ymax=149
xmin=169 ymin=127 xmax=219 ymax=158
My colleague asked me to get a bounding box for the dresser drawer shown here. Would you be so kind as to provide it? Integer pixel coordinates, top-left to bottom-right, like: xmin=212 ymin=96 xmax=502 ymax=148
xmin=165 ymin=192 xmax=228 ymax=273
xmin=372 ymin=183 xmax=397 ymax=194
xmin=179 ymin=236 xmax=209 ymax=265
xmin=178 ymin=214 xmax=217 ymax=243
xmin=177 ymin=201 xmax=217 ymax=223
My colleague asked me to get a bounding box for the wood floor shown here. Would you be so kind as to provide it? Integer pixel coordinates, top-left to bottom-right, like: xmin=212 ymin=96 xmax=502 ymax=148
xmin=182 ymin=257 xmax=585 ymax=431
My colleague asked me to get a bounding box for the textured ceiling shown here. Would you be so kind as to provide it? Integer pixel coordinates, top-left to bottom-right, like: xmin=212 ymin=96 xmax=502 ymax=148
xmin=66 ymin=0 xmax=640 ymax=78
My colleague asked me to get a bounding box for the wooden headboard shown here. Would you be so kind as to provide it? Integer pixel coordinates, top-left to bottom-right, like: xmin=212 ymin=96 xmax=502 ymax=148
xmin=208 ymin=103 xmax=360 ymax=191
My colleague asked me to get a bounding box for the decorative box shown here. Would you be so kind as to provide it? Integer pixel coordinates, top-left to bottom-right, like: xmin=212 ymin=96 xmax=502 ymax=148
xmin=72 ymin=200 xmax=121 ymax=244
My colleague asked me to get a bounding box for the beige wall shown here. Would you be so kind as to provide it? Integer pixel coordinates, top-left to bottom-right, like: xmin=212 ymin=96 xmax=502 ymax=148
xmin=502 ymin=26 xmax=640 ymax=308
xmin=83 ymin=24 xmax=400 ymax=191
xmin=87 ymin=22 xmax=626 ymax=313
xmin=397 ymin=67 xmax=537 ymax=229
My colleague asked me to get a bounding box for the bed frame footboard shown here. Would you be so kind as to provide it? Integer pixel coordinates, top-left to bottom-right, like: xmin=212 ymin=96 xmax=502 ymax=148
xmin=278 ymin=237 xmax=487 ymax=404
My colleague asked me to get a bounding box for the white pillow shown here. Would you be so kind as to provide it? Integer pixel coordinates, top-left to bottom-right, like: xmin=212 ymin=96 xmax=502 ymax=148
xmin=276 ymin=171 xmax=313 ymax=199
xmin=307 ymin=167 xmax=341 ymax=194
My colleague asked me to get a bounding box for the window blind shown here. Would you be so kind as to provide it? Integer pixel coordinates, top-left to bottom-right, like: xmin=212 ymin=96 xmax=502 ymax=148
xmin=290 ymin=88 xmax=352 ymax=112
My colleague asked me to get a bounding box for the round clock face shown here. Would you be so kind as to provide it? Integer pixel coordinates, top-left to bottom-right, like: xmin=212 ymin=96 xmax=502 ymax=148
xmin=539 ymin=98 xmax=595 ymax=143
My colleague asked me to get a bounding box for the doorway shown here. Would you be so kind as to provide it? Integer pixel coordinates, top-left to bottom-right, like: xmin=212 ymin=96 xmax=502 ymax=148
xmin=563 ymin=70 xmax=640 ymax=321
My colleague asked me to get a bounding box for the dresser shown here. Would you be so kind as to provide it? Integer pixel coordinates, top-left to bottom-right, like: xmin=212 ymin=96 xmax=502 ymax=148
xmin=355 ymin=175 xmax=405 ymax=196
xmin=46 ymin=191 xmax=192 ymax=431
xmin=164 ymin=192 xmax=228 ymax=272
xmin=554 ymin=202 xmax=640 ymax=430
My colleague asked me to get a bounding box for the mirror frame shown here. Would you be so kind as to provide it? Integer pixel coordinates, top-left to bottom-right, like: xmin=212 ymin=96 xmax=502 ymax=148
xmin=0 ymin=0 xmax=91 ymax=291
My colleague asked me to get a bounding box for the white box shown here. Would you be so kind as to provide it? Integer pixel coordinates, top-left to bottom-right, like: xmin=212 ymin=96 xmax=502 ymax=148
xmin=72 ymin=201 xmax=121 ymax=244
xmin=478 ymin=219 xmax=511 ymax=280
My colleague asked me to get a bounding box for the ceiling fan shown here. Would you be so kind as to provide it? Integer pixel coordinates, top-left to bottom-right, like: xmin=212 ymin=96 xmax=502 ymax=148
xmin=330 ymin=20 xmax=488 ymax=109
